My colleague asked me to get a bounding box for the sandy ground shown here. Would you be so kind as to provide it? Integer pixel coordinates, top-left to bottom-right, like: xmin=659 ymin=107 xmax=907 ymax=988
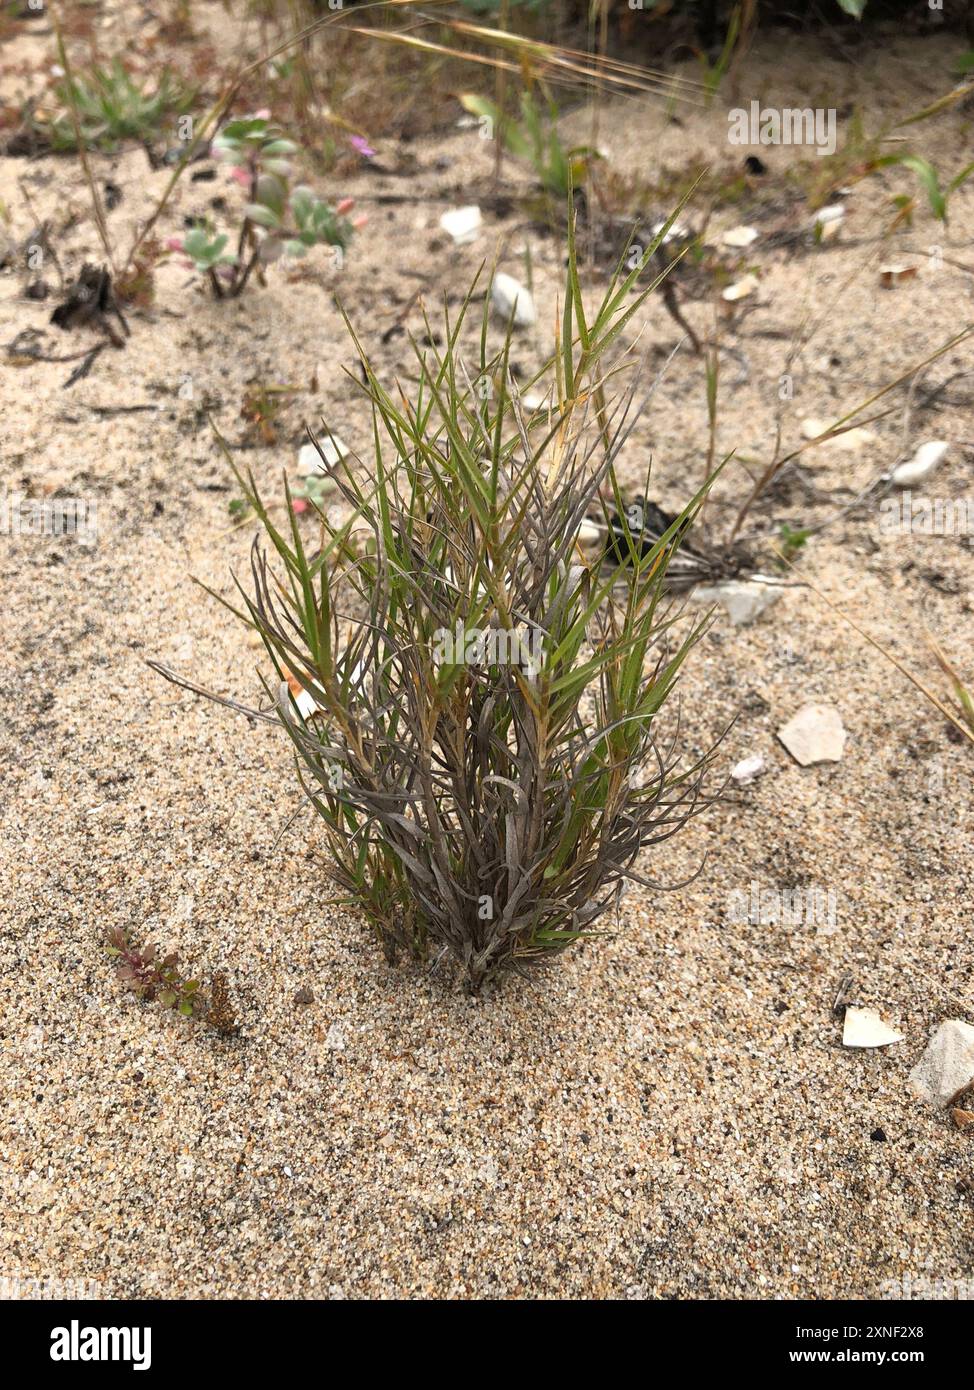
xmin=1 ymin=6 xmax=973 ymax=1298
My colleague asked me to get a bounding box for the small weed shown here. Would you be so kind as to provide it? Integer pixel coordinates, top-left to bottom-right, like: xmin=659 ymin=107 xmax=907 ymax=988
xmin=872 ymin=152 xmax=974 ymax=226
xmin=239 ymin=379 xmax=300 ymax=446
xmin=108 ymin=928 xmax=241 ymax=1033
xmin=460 ymin=89 xmax=597 ymax=202
xmin=115 ymin=236 xmax=163 ymax=309
xmin=43 ymin=60 xmax=194 ymax=152
xmin=169 ymin=114 xmax=356 ymax=298
xmin=107 ymin=927 xmax=200 ymax=1018
xmin=777 ymin=523 xmax=811 ymax=564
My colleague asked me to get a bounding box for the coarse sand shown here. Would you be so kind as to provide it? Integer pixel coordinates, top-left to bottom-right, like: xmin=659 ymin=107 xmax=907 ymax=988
xmin=1 ymin=9 xmax=972 ymax=1298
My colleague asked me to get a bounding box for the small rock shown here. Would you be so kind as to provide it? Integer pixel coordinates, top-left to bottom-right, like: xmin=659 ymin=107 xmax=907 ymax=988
xmin=324 ymin=1022 xmax=346 ymax=1050
xmin=650 ymin=218 xmax=690 ymax=246
xmin=439 ymin=205 xmax=482 ymax=244
xmin=294 ymin=986 xmax=315 ymax=1006
xmin=951 ymin=1107 xmax=974 ymax=1131
xmin=491 ymin=272 xmax=536 ymax=328
xmin=891 ymin=440 xmax=949 ymax=487
xmin=731 ymin=753 xmax=765 ymax=783
xmin=813 ymin=204 xmax=844 ymax=240
xmin=870 ymin=1127 xmax=888 ymax=1143
xmin=842 ymin=1007 xmax=904 ymax=1049
xmin=720 ymin=225 xmax=759 ymax=249
xmin=691 ymin=578 xmax=782 ymax=626
xmin=800 ymin=417 xmax=876 ymax=451
xmin=778 ymin=703 xmax=847 ymax=766
xmin=297 ymin=439 xmax=344 ymax=481
xmin=721 ymin=274 xmax=758 ymax=302
xmin=909 ymin=1019 xmax=974 ymax=1106
xmin=577 ymin=518 xmax=603 ymax=552
xmin=879 ymin=263 xmax=919 ymax=288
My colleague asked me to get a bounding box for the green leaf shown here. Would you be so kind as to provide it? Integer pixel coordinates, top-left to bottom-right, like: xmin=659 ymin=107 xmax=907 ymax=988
xmin=262 ymin=138 xmax=299 ymax=155
xmin=245 ymin=203 xmax=283 ymax=229
xmin=875 ymin=154 xmax=945 ymax=221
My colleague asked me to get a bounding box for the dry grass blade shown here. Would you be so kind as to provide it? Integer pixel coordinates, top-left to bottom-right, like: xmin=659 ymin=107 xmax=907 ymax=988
xmin=52 ymin=13 xmax=116 ymax=274
xmin=925 ymin=631 xmax=974 ymax=740
xmin=772 ymin=548 xmax=974 ymax=747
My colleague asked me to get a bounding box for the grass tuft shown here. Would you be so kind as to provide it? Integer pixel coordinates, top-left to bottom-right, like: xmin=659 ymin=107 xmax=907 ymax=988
xmin=160 ymin=207 xmax=722 ymax=992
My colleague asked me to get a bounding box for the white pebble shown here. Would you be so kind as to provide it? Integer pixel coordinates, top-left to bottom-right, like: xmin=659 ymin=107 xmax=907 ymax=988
xmin=891 ymin=440 xmax=949 ymax=487
xmin=439 ymin=206 xmax=482 ymax=245
xmin=491 ymin=272 xmax=536 ymax=328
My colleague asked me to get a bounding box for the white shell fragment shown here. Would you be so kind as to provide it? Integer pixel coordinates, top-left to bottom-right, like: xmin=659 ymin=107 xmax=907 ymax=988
xmin=800 ymin=418 xmax=876 ymax=451
xmin=439 ymin=205 xmax=482 ymax=245
xmin=813 ymin=204 xmax=844 ymax=240
xmin=279 ymin=667 xmax=323 ymax=723
xmin=721 ymin=225 xmax=759 ymax=249
xmin=879 ymin=263 xmax=919 ymax=288
xmin=650 ymin=218 xmax=689 ymax=245
xmin=721 ymin=275 xmax=758 ymax=302
xmin=293 ymin=688 xmax=318 ymax=720
xmin=577 ymin=518 xmax=603 ymax=551
xmin=777 ymin=703 xmax=847 ymax=766
xmin=298 ymin=436 xmax=348 ymax=475
xmin=909 ymin=1020 xmax=974 ymax=1106
xmin=491 ymin=272 xmax=536 ymax=327
xmin=890 ymin=440 xmax=949 ymax=487
xmin=691 ymin=578 xmax=782 ymax=626
xmin=843 ymin=1007 xmax=904 ymax=1049
xmin=731 ymin=754 xmax=765 ymax=783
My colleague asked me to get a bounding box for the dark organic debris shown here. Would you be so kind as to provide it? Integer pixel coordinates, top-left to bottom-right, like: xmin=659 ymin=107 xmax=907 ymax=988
xmin=50 ymin=264 xmax=130 ymax=347
xmin=603 ymin=497 xmax=754 ymax=590
xmin=206 ymin=972 xmax=240 ymax=1036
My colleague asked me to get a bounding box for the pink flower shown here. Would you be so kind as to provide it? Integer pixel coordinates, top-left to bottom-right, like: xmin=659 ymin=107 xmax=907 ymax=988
xmin=291 ymin=497 xmax=309 ymax=515
xmin=255 ymin=108 xmax=271 ymax=120
xmin=349 ymin=135 xmax=375 ymax=159
xmin=165 ymin=236 xmax=184 ymax=253
xmin=229 ymin=165 xmax=251 ymax=188
xmin=336 ymin=198 xmax=355 ymax=216
xmin=352 ymin=214 xmax=368 ymax=231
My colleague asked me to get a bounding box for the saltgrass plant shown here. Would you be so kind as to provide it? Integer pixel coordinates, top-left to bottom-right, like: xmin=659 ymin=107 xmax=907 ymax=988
xmin=163 ymin=213 xmax=721 ymax=991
